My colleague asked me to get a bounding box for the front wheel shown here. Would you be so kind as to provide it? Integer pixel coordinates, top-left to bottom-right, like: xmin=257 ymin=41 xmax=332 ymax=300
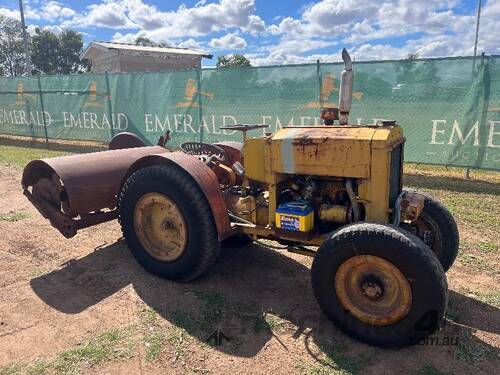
xmin=311 ymin=223 xmax=448 ymax=348
xmin=401 ymin=190 xmax=459 ymax=272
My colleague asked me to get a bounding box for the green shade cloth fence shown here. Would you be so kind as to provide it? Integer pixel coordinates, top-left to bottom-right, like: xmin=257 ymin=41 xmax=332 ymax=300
xmin=0 ymin=55 xmax=499 ymax=170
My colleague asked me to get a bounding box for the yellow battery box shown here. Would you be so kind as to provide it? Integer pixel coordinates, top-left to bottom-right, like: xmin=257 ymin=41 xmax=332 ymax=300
xmin=275 ymin=201 xmax=314 ymax=232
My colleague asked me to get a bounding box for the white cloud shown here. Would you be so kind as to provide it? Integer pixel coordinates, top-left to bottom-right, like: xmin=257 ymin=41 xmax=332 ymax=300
xmin=65 ymin=1 xmax=137 ymax=29
xmin=111 ymin=31 xmax=141 ymax=44
xmin=178 ymin=38 xmax=203 ymax=50
xmin=351 ymin=43 xmax=408 ymax=60
xmin=210 ymin=33 xmax=247 ymax=50
xmin=60 ymin=0 xmax=266 ymax=41
xmin=41 ymin=1 xmax=75 ymax=21
xmin=0 ymin=7 xmax=20 ymax=20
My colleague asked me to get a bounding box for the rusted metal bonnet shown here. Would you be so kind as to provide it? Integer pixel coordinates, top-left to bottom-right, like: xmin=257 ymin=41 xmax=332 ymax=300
xmin=22 ymin=145 xmax=167 ymax=218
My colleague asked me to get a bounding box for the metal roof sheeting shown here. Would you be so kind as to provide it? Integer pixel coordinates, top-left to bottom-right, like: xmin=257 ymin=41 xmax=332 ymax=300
xmin=81 ymin=41 xmax=212 ymax=60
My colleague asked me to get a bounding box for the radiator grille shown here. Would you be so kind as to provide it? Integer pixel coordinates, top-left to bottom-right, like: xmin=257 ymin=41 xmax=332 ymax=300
xmin=389 ymin=144 xmax=403 ymax=208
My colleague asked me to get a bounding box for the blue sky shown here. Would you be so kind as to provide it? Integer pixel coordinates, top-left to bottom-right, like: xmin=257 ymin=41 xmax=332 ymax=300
xmin=0 ymin=0 xmax=498 ymax=66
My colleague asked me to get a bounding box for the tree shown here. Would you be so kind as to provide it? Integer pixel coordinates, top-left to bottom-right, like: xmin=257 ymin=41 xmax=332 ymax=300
xmin=135 ymin=36 xmax=155 ymax=47
xmin=59 ymin=30 xmax=89 ymax=73
xmin=0 ymin=15 xmax=26 ymax=77
xmin=216 ymin=54 xmax=251 ymax=68
xmin=135 ymin=37 xmax=169 ymax=48
xmin=31 ymin=28 xmax=89 ymax=74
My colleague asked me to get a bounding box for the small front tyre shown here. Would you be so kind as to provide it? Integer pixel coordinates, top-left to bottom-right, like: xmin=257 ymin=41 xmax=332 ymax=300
xmin=312 ymin=223 xmax=448 ymax=348
xmin=401 ymin=190 xmax=459 ymax=272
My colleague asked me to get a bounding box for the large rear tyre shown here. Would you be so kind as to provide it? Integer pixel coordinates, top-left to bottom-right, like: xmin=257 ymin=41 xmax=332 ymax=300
xmin=311 ymin=223 xmax=448 ymax=348
xmin=118 ymin=165 xmax=220 ymax=282
xmin=401 ymin=190 xmax=459 ymax=272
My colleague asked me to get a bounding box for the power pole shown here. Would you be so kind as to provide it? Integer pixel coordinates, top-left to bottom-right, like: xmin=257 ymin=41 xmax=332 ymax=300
xmin=473 ymin=0 xmax=482 ymax=58
xmin=465 ymin=0 xmax=482 ymax=180
xmin=18 ymin=0 xmax=31 ymax=76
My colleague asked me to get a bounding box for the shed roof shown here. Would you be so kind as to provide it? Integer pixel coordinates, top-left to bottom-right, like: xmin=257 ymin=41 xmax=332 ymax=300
xmin=80 ymin=41 xmax=212 ymax=60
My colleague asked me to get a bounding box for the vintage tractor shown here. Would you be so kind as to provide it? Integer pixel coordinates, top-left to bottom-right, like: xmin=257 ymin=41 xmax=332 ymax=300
xmin=22 ymin=49 xmax=459 ymax=348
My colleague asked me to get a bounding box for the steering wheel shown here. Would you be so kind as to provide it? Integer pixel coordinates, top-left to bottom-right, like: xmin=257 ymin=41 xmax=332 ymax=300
xmin=180 ymin=142 xmax=226 ymax=164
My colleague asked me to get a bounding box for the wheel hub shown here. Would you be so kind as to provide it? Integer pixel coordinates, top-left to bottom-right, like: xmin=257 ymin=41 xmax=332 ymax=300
xmin=335 ymin=255 xmax=412 ymax=326
xmin=361 ymin=277 xmax=384 ymax=300
xmin=133 ymin=192 xmax=187 ymax=262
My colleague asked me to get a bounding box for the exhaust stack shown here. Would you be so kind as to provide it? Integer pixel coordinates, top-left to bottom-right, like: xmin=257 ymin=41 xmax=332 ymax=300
xmin=338 ymin=48 xmax=353 ymax=125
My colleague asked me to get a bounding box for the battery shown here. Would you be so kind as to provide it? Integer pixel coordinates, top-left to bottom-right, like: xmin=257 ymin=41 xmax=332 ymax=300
xmin=275 ymin=201 xmax=314 ymax=232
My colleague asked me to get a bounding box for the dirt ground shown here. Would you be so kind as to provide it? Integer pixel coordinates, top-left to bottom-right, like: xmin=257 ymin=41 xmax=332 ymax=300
xmin=0 ymin=163 xmax=499 ymax=375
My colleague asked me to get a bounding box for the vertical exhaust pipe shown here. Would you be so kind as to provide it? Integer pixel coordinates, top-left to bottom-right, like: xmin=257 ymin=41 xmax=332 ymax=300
xmin=338 ymin=48 xmax=353 ymax=125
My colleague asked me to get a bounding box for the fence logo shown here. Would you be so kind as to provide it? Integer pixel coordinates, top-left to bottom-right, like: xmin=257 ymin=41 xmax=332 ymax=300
xmin=176 ymin=78 xmax=214 ymax=108
xmin=303 ymin=73 xmax=363 ymax=109
xmin=12 ymin=83 xmax=36 ymax=107
xmin=83 ymin=82 xmax=110 ymax=108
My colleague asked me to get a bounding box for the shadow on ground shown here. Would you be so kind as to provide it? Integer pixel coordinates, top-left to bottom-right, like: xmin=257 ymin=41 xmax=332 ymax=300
xmin=29 ymin=240 xmax=500 ymax=370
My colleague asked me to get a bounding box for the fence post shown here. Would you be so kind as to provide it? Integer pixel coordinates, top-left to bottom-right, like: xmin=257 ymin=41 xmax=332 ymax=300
xmin=197 ymin=68 xmax=203 ymax=143
xmin=316 ymin=60 xmax=323 ymax=109
xmin=36 ymin=74 xmax=49 ymax=148
xmin=105 ymin=71 xmax=114 ymax=140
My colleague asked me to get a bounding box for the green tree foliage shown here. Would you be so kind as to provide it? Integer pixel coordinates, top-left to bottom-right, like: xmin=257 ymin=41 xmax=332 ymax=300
xmin=135 ymin=37 xmax=169 ymax=48
xmin=31 ymin=28 xmax=89 ymax=74
xmin=0 ymin=15 xmax=26 ymax=77
xmin=216 ymin=54 xmax=251 ymax=68
xmin=394 ymin=53 xmax=441 ymax=84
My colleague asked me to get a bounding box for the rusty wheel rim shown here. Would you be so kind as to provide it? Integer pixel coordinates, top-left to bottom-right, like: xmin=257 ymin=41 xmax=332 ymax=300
xmin=334 ymin=255 xmax=412 ymax=326
xmin=134 ymin=192 xmax=187 ymax=262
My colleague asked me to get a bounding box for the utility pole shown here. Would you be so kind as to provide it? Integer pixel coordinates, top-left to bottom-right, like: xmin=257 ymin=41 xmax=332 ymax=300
xmin=18 ymin=0 xmax=31 ymax=76
xmin=473 ymin=0 xmax=482 ymax=58
xmin=465 ymin=0 xmax=482 ymax=179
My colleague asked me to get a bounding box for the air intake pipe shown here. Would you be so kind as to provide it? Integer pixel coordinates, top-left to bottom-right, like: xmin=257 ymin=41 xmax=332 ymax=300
xmin=338 ymin=48 xmax=353 ymax=125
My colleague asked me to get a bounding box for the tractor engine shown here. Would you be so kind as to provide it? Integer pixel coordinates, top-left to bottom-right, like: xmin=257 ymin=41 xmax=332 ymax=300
xmin=220 ymin=121 xmax=405 ymax=239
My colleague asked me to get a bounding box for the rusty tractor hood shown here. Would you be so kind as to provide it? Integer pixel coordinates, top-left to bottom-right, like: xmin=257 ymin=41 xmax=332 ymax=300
xmin=270 ymin=125 xmax=403 ymax=178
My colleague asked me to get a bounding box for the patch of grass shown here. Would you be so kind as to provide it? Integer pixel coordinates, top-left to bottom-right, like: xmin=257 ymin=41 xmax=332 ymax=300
xmin=456 ymin=334 xmax=497 ymax=364
xmin=139 ymin=307 xmax=159 ymax=325
xmin=263 ymin=312 xmax=287 ymax=333
xmin=415 ymin=365 xmax=445 ymax=375
xmin=0 ymin=145 xmax=70 ymax=168
xmin=460 ymin=287 xmax=500 ymax=308
xmin=0 ymin=363 xmax=25 ymax=375
xmin=403 ymin=163 xmax=500 ymax=185
xmin=457 ymin=251 xmax=497 ymax=274
xmin=0 ymin=212 xmax=29 ymax=222
xmin=167 ymin=327 xmax=187 ymax=362
xmin=195 ymin=291 xmax=226 ymax=326
xmin=144 ymin=331 xmax=166 ymax=361
xmin=299 ymin=342 xmax=371 ymax=375
xmin=171 ymin=310 xmax=199 ymax=333
xmin=54 ymin=328 xmax=127 ymax=373
xmin=476 ymin=241 xmax=498 ymax=254
xmin=29 ymin=267 xmax=48 ymax=278
xmin=0 ymin=327 xmax=134 ymax=375
xmin=25 ymin=361 xmax=49 ymax=375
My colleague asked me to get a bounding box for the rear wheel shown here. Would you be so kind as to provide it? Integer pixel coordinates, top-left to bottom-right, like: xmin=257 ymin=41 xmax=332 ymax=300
xmin=401 ymin=190 xmax=459 ymax=272
xmin=119 ymin=165 xmax=220 ymax=281
xmin=311 ymin=223 xmax=447 ymax=348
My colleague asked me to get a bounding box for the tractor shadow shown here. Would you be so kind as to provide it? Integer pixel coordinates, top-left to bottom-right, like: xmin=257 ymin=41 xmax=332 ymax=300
xmin=29 ymin=239 xmax=500 ymax=363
